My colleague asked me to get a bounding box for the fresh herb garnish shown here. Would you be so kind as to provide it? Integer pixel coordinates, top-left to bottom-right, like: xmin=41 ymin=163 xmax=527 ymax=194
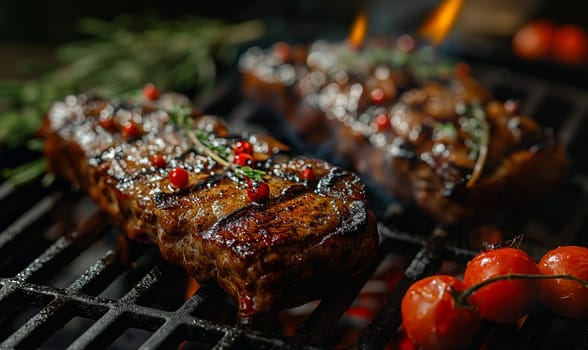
xmin=0 ymin=16 xmax=264 ymax=185
xmin=433 ymin=122 xmax=458 ymax=140
xmin=167 ymin=105 xmax=267 ymax=183
xmin=457 ymin=102 xmax=489 ymax=188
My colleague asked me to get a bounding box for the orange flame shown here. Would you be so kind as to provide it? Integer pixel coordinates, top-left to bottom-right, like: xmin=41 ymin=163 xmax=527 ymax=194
xmin=419 ymin=0 xmax=465 ymax=46
xmin=348 ymin=10 xmax=368 ymax=49
xmin=185 ymin=277 xmax=200 ymax=300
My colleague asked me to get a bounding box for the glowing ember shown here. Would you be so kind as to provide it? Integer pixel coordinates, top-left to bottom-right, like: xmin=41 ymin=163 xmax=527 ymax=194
xmin=419 ymin=0 xmax=465 ymax=46
xmin=348 ymin=10 xmax=368 ymax=49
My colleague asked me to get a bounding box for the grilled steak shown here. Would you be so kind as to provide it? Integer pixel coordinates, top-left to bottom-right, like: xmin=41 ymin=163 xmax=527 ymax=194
xmin=41 ymin=93 xmax=379 ymax=316
xmin=240 ymin=40 xmax=568 ymax=224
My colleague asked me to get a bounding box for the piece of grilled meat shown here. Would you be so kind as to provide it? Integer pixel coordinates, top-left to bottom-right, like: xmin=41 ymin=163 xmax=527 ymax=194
xmin=41 ymin=93 xmax=379 ymax=316
xmin=240 ymin=41 xmax=568 ymax=224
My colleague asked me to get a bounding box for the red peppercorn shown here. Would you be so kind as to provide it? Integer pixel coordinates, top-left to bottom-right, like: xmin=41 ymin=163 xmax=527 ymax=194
xmin=143 ymin=83 xmax=160 ymax=101
xmin=233 ymin=140 xmax=254 ymax=155
xmin=99 ymin=117 xmax=116 ymax=131
xmin=122 ymin=122 xmax=141 ymax=139
xmin=169 ymin=167 xmax=189 ymax=189
xmin=300 ymin=166 xmax=315 ymax=181
xmin=370 ymin=88 xmax=386 ymax=104
xmin=247 ymin=180 xmax=270 ymax=202
xmin=234 ymin=153 xmax=255 ymax=167
xmin=150 ymin=154 xmax=166 ymax=168
xmin=375 ymin=114 xmax=391 ymax=131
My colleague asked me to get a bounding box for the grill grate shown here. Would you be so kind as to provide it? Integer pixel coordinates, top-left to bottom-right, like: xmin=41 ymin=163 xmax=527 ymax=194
xmin=1 ymin=63 xmax=588 ymax=349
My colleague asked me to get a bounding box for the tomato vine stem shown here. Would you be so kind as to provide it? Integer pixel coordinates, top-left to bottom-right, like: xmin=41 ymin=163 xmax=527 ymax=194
xmin=456 ymin=273 xmax=588 ymax=307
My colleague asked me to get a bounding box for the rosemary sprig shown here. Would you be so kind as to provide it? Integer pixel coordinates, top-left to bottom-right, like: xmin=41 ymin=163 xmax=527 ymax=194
xmin=167 ymin=105 xmax=267 ymax=183
xmin=0 ymin=15 xmax=264 ymax=185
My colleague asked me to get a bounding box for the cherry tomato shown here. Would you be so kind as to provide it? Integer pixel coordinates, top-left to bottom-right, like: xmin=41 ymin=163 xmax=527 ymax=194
xmin=233 ymin=140 xmax=254 ymax=155
xmin=401 ymin=275 xmax=481 ymax=350
xmin=143 ymin=83 xmax=160 ymax=100
xmin=463 ymin=247 xmax=540 ymax=323
xmin=247 ymin=180 xmax=269 ymax=202
xmin=552 ymin=25 xmax=588 ymax=65
xmin=169 ymin=167 xmax=189 ymax=189
xmin=538 ymin=245 xmax=588 ymax=319
xmin=512 ymin=20 xmax=555 ymax=60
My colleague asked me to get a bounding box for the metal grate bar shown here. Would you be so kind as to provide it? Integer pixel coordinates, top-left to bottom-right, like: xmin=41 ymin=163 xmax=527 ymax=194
xmin=140 ymin=285 xmax=226 ymax=349
xmin=118 ymin=264 xmax=167 ymax=304
xmin=1 ymin=298 xmax=70 ymax=349
xmin=556 ymin=99 xmax=588 ymax=148
xmin=1 ymin=265 xmax=185 ymax=349
xmin=357 ymin=229 xmax=448 ymax=349
xmin=0 ymin=181 xmax=16 ymax=201
xmin=65 ymin=307 xmax=127 ymax=350
xmin=13 ymin=211 xmax=107 ymax=283
xmin=66 ymin=249 xmax=124 ymax=295
xmin=139 ymin=321 xmax=184 ymax=349
xmin=1 ymin=63 xmax=587 ymax=349
xmin=475 ymin=65 xmax=588 ymax=147
xmin=0 ymin=193 xmax=61 ymax=255
xmin=294 ymin=248 xmax=384 ymax=344
xmin=211 ymin=331 xmax=240 ymax=350
xmin=0 ymin=281 xmax=26 ymax=323
xmin=66 ymin=264 xmax=170 ymax=350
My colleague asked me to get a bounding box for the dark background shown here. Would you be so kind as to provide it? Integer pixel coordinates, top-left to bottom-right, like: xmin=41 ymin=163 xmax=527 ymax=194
xmin=1 ymin=0 xmax=587 ymax=85
xmin=1 ymin=0 xmax=587 ymax=43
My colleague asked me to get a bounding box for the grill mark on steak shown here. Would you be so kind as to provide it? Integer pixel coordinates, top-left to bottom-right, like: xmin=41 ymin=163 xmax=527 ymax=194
xmin=153 ymin=173 xmax=227 ymax=209
xmin=42 ymin=92 xmax=379 ymax=316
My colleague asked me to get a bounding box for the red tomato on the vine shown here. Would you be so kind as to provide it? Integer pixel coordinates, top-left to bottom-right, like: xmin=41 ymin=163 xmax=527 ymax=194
xmin=401 ymin=275 xmax=481 ymax=350
xmin=538 ymin=245 xmax=588 ymax=319
xmin=463 ymin=247 xmax=540 ymax=323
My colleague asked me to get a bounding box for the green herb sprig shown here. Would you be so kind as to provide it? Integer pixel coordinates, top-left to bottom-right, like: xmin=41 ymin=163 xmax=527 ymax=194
xmin=167 ymin=106 xmax=267 ymax=183
xmin=0 ymin=15 xmax=264 ymax=185
xmin=433 ymin=121 xmax=458 ymax=140
xmin=457 ymin=102 xmax=489 ymax=188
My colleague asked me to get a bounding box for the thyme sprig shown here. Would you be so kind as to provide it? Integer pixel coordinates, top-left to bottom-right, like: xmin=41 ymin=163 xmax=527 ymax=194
xmin=167 ymin=105 xmax=267 ymax=183
xmin=457 ymin=102 xmax=489 ymax=188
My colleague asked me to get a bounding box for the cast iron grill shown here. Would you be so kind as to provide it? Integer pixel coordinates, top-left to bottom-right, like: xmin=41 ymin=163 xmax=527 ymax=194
xmin=1 ymin=63 xmax=588 ymax=349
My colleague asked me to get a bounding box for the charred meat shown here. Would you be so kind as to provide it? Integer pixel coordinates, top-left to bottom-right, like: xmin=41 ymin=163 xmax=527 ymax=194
xmin=240 ymin=40 xmax=568 ymax=224
xmin=42 ymin=93 xmax=379 ymax=316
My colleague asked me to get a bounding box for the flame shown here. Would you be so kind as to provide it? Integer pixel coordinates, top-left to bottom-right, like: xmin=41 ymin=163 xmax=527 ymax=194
xmin=185 ymin=276 xmax=200 ymax=300
xmin=348 ymin=10 xmax=368 ymax=49
xmin=419 ymin=0 xmax=465 ymax=46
